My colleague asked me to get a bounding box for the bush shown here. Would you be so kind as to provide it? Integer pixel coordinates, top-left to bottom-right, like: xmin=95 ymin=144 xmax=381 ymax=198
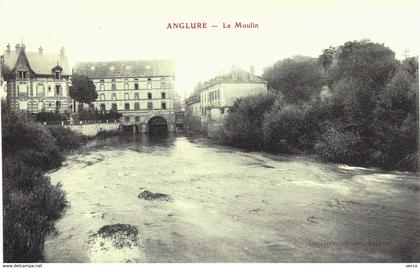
xmin=315 ymin=126 xmax=364 ymax=164
xmin=47 ymin=126 xmax=86 ymax=150
xmin=36 ymin=111 xmax=69 ymax=122
xmin=2 ymin=110 xmax=63 ymax=170
xmin=3 ymin=156 xmax=67 ymax=262
xmin=78 ymin=108 xmax=122 ymax=121
xmin=218 ymin=93 xmax=276 ymax=150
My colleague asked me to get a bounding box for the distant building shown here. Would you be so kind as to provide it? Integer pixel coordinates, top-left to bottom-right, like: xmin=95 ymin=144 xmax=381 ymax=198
xmin=185 ymin=66 xmax=267 ymax=131
xmin=0 ymin=55 xmax=6 ymax=100
xmin=74 ymin=59 xmax=176 ymax=133
xmin=2 ymin=44 xmax=72 ymax=113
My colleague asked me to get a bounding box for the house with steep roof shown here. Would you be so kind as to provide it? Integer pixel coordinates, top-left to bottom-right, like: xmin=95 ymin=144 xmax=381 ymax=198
xmin=74 ymin=59 xmax=176 ymax=133
xmin=2 ymin=43 xmax=72 ymax=113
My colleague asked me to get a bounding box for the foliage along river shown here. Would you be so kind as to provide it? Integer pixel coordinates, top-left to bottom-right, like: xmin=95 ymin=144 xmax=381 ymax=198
xmin=43 ymin=134 xmax=419 ymax=262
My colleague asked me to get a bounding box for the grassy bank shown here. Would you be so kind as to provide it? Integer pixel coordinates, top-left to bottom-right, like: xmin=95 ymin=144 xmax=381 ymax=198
xmin=2 ymin=104 xmax=85 ymax=262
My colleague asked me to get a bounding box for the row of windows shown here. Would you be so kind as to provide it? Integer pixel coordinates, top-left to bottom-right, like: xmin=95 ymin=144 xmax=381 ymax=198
xmin=99 ymin=92 xmax=166 ymax=101
xmin=98 ymin=101 xmax=167 ymax=111
xmin=98 ymin=82 xmax=168 ymax=91
xmin=17 ymin=84 xmax=63 ymax=97
xmin=201 ymin=89 xmax=220 ymax=103
xmin=97 ymin=77 xmax=166 ymax=83
xmin=17 ymin=70 xmax=61 ymax=80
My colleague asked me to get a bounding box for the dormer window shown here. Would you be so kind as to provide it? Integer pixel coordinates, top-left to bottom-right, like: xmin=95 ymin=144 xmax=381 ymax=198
xmin=18 ymin=71 xmax=27 ymax=79
xmin=52 ymin=65 xmax=63 ymax=80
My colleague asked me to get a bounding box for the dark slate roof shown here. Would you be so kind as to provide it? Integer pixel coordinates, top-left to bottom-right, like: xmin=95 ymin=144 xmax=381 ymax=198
xmin=3 ymin=47 xmax=71 ymax=76
xmin=74 ymin=59 xmax=175 ymax=79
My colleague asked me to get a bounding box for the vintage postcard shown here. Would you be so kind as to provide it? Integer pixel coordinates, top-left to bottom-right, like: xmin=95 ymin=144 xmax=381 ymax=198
xmin=0 ymin=0 xmax=419 ymax=266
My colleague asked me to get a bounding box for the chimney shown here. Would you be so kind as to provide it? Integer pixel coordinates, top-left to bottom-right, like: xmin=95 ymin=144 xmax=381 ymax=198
xmin=39 ymin=46 xmax=43 ymax=55
xmin=249 ymin=65 xmax=255 ymax=76
xmin=6 ymin=43 xmax=10 ymax=53
xmin=60 ymin=47 xmax=65 ymax=57
xmin=15 ymin=44 xmax=20 ymax=51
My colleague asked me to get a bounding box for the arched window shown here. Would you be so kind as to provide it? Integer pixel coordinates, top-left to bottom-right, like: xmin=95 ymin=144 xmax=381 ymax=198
xmin=100 ymin=104 xmax=106 ymax=111
xmin=100 ymin=94 xmax=105 ymax=101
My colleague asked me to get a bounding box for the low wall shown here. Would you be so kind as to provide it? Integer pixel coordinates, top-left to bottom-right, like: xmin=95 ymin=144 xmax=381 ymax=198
xmin=65 ymin=123 xmax=120 ymax=137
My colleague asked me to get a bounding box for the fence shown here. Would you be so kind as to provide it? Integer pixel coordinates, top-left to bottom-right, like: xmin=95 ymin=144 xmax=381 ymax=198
xmin=42 ymin=119 xmax=119 ymax=126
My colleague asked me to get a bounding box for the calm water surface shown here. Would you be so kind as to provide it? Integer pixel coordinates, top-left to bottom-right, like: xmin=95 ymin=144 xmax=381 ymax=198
xmin=43 ymin=134 xmax=420 ymax=262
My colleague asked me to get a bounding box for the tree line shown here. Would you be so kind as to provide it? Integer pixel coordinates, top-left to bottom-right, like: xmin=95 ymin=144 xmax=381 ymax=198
xmin=212 ymin=40 xmax=418 ymax=171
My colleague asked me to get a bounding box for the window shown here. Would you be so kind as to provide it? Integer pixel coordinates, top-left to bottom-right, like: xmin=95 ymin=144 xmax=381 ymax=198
xmin=100 ymin=104 xmax=106 ymax=111
xmin=160 ymin=82 xmax=165 ymax=89
xmin=134 ymin=92 xmax=139 ymax=100
xmin=100 ymin=94 xmax=105 ymax=101
xmin=124 ymin=93 xmax=129 ymax=100
xmin=147 ymin=83 xmax=152 ymax=89
xmin=134 ymin=83 xmax=139 ymax=90
xmin=36 ymin=84 xmax=45 ymax=97
xmin=124 ymin=116 xmax=130 ymax=122
xmin=18 ymin=71 xmax=27 ymax=79
xmin=55 ymin=85 xmax=61 ymax=96
xmin=100 ymin=84 xmax=105 ymax=91
xmin=111 ymin=79 xmax=116 ymax=90
xmin=147 ymin=102 xmax=153 ymax=110
xmin=134 ymin=102 xmax=140 ymax=110
xmin=125 ymin=103 xmax=130 ymax=110
xmin=124 ymin=80 xmax=129 ymax=90
xmin=111 ymin=103 xmax=117 ymax=111
xmin=147 ymin=93 xmax=152 ymax=99
xmin=56 ymin=101 xmax=61 ymax=111
xmin=147 ymin=77 xmax=152 ymax=81
xmin=89 ymin=104 xmax=95 ymax=111
xmin=55 ymin=71 xmax=60 ymax=80
xmin=112 ymin=93 xmax=117 ymax=100
xmin=48 ymin=86 xmax=51 ymax=92
xmin=161 ymin=102 xmax=166 ymax=109
xmin=161 ymin=92 xmax=166 ymax=99
xmin=135 ymin=116 xmax=140 ymax=122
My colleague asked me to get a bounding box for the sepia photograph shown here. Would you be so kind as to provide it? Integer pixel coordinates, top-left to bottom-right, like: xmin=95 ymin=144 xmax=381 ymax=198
xmin=0 ymin=0 xmax=419 ymax=265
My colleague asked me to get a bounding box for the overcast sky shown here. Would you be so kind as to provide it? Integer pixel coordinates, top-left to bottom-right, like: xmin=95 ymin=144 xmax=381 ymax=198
xmin=1 ymin=0 xmax=419 ymax=96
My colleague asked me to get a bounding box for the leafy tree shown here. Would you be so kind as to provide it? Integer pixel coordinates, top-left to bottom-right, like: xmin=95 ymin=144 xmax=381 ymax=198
xmin=221 ymin=93 xmax=277 ymax=150
xmin=262 ymin=56 xmax=324 ymax=104
xmin=330 ymin=40 xmax=399 ymax=91
xmin=69 ymin=74 xmax=98 ymax=105
xmin=372 ymin=57 xmax=419 ymax=170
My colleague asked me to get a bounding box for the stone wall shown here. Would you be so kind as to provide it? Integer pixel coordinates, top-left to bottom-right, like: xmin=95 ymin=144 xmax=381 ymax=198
xmin=65 ymin=123 xmax=120 ymax=137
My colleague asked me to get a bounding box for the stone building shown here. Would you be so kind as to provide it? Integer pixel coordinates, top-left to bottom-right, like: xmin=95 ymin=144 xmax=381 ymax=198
xmin=185 ymin=66 xmax=268 ymax=131
xmin=74 ymin=59 xmax=175 ymax=133
xmin=2 ymin=44 xmax=72 ymax=113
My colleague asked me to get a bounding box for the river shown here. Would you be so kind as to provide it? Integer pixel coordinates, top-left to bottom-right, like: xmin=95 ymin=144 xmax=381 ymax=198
xmin=43 ymin=134 xmax=419 ymax=262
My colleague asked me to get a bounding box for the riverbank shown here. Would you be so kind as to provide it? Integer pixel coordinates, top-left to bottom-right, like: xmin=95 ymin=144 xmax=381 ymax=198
xmin=1 ymin=106 xmax=87 ymax=262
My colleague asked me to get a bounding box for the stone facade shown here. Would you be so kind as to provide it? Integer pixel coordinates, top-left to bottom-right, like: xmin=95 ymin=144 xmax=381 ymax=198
xmin=185 ymin=66 xmax=268 ymax=131
xmin=2 ymin=44 xmax=71 ymax=113
xmin=74 ymin=60 xmax=176 ymax=133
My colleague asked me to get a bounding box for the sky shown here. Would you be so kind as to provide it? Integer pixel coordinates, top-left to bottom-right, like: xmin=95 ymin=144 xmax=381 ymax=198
xmin=1 ymin=0 xmax=419 ymax=96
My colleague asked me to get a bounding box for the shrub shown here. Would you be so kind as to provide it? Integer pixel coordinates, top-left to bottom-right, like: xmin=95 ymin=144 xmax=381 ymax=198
xmin=263 ymin=103 xmax=304 ymax=153
xmin=2 ymin=110 xmax=63 ymax=170
xmin=47 ymin=126 xmax=86 ymax=150
xmin=3 ymin=156 xmax=67 ymax=262
xmin=220 ymin=93 xmax=276 ymax=149
xmin=315 ymin=126 xmax=364 ymax=164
